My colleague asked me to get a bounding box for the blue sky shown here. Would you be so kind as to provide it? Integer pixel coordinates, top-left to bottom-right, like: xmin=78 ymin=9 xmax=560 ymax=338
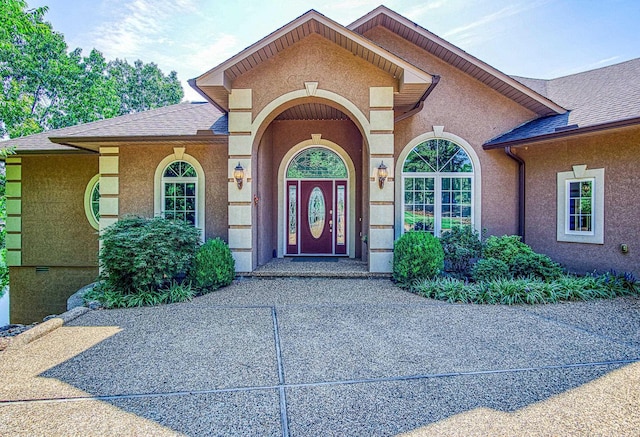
xmin=28 ymin=0 xmax=640 ymax=102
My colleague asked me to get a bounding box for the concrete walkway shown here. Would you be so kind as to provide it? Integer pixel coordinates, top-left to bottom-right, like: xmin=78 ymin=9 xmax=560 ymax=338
xmin=1 ymin=278 xmax=639 ymax=436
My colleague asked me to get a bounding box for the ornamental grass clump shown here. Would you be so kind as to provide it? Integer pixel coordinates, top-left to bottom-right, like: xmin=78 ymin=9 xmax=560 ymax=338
xmin=393 ymin=231 xmax=444 ymax=287
xmin=411 ymin=272 xmax=639 ymax=305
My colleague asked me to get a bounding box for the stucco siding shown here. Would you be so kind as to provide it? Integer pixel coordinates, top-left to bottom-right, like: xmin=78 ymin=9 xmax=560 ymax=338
xmin=520 ymin=128 xmax=640 ymax=275
xmin=233 ymin=33 xmax=395 ymax=123
xmin=365 ymin=26 xmax=536 ymax=237
xmin=118 ymin=143 xmax=229 ymax=241
xmin=21 ymin=154 xmax=99 ymax=266
xmin=12 ymin=154 xmax=99 ymax=323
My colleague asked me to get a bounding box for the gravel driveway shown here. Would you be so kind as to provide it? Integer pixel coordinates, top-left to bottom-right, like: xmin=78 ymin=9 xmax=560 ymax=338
xmin=1 ymin=278 xmax=639 ymax=436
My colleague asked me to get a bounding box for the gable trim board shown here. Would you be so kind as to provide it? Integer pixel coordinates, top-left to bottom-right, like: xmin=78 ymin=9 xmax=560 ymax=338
xmin=2 ymin=5 xmax=639 ymax=323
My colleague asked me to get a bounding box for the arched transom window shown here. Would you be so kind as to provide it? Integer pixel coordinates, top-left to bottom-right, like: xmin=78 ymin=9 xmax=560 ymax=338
xmin=162 ymin=161 xmax=198 ymax=226
xmin=402 ymin=138 xmax=474 ymax=236
xmin=286 ymin=147 xmax=347 ymax=179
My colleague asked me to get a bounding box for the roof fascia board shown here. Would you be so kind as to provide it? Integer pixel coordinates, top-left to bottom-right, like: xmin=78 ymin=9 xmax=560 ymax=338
xmin=9 ymin=149 xmax=96 ymax=156
xmin=483 ymin=116 xmax=640 ymax=149
xmin=49 ymin=134 xmax=228 ymax=145
xmin=350 ymin=6 xmax=566 ymax=116
xmin=195 ymin=9 xmax=432 ymax=89
xmin=187 ymin=78 xmax=227 ymax=112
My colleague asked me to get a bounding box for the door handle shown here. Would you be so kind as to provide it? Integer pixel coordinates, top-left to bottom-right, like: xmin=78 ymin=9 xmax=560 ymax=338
xmin=329 ymin=219 xmax=333 ymax=232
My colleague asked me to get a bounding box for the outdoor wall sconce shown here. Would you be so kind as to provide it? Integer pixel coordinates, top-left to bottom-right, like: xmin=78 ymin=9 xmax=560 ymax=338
xmin=377 ymin=161 xmax=388 ymax=189
xmin=234 ymin=162 xmax=245 ymax=190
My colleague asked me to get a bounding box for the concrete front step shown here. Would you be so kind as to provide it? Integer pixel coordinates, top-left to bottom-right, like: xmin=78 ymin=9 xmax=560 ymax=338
xmin=242 ymin=257 xmax=391 ymax=279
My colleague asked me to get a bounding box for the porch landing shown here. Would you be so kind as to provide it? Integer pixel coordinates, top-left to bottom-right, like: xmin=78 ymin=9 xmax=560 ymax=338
xmin=244 ymin=257 xmax=391 ymax=278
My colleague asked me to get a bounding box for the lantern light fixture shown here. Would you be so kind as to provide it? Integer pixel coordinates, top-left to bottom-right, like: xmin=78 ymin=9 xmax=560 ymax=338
xmin=377 ymin=161 xmax=388 ymax=189
xmin=234 ymin=162 xmax=245 ymax=190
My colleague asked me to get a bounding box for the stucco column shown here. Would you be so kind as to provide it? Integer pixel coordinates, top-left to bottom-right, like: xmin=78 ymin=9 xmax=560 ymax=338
xmin=5 ymin=157 xmax=22 ymax=267
xmin=368 ymin=87 xmax=395 ymax=273
xmin=227 ymin=89 xmax=254 ymax=273
xmin=99 ymin=147 xmax=119 ymax=233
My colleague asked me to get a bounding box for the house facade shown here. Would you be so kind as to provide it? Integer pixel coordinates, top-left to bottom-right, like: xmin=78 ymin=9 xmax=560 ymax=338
xmin=4 ymin=6 xmax=639 ymax=323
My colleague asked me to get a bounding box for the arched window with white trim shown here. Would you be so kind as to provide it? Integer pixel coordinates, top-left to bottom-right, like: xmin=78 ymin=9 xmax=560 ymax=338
xmin=84 ymin=174 xmax=100 ymax=230
xmin=161 ymin=161 xmax=198 ymax=226
xmin=402 ymin=138 xmax=474 ymax=236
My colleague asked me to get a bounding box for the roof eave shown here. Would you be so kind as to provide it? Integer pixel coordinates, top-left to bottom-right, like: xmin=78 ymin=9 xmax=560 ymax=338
xmin=483 ymin=116 xmax=640 ymax=150
xmin=49 ymin=133 xmax=229 ymax=152
xmin=194 ymin=9 xmax=433 ymax=111
xmin=349 ymin=6 xmax=567 ymax=117
xmin=187 ymin=78 xmax=227 ymax=113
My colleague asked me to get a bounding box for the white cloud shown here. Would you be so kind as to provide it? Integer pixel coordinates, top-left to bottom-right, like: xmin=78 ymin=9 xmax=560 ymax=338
xmin=443 ymin=0 xmax=550 ymax=48
xmin=550 ymin=56 xmax=621 ymax=78
xmin=93 ymin=0 xmax=197 ymax=60
xmin=404 ymin=1 xmax=448 ymax=21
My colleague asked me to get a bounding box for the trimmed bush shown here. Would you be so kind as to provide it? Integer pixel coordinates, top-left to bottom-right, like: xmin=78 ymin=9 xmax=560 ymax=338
xmin=480 ymin=235 xmax=564 ymax=281
xmin=510 ymin=252 xmax=563 ymax=281
xmin=393 ymin=231 xmax=444 ymax=286
xmin=439 ymin=225 xmax=482 ymax=277
xmin=190 ymin=238 xmax=235 ymax=292
xmin=99 ymin=216 xmax=201 ymax=295
xmin=472 ymin=258 xmax=509 ymax=282
xmin=482 ymin=235 xmax=532 ymax=264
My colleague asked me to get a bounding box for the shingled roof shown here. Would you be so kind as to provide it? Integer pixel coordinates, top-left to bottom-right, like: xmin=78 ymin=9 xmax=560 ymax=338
xmin=1 ymin=102 xmax=225 ymax=153
xmin=485 ymin=58 xmax=640 ymax=148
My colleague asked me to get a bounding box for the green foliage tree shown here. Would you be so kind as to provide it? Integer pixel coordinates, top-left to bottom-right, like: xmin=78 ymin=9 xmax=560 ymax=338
xmin=108 ymin=59 xmax=183 ymax=114
xmin=0 ymin=0 xmax=183 ymax=139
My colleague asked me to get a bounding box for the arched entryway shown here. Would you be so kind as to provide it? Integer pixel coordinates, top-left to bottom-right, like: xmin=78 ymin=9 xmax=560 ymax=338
xmin=277 ymin=139 xmax=357 ymax=258
xmin=284 ymin=146 xmax=349 ymax=256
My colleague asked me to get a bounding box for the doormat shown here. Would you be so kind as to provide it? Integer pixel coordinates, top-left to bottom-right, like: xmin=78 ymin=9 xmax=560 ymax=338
xmin=291 ymin=257 xmax=340 ymax=262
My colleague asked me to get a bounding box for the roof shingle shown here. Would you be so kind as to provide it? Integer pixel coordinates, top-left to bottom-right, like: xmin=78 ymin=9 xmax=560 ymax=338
xmin=487 ymin=58 xmax=640 ymax=146
xmin=1 ymin=102 xmax=224 ymax=152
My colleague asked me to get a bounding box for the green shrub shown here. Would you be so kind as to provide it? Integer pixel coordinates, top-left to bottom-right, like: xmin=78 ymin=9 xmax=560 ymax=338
xmin=482 ymin=235 xmax=532 ymax=264
xmin=439 ymin=225 xmax=483 ymax=277
xmin=472 ymin=258 xmax=510 ymax=282
xmin=510 ymin=252 xmax=563 ymax=281
xmin=393 ymin=231 xmax=444 ymax=286
xmin=190 ymin=238 xmax=235 ymax=292
xmin=99 ymin=216 xmax=201 ymax=295
xmin=0 ymin=249 xmax=8 ymax=293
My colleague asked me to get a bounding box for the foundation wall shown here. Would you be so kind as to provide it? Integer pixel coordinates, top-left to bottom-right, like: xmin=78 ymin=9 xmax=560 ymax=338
xmin=11 ymin=154 xmax=99 ymax=323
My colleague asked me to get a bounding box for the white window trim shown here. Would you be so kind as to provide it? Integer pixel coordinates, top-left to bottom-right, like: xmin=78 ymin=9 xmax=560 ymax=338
xmin=395 ymin=130 xmax=481 ymax=239
xmin=402 ymin=172 xmax=474 ymax=237
xmin=557 ymin=166 xmax=604 ymax=244
xmin=84 ymin=174 xmax=100 ymax=230
xmin=154 ymin=153 xmax=205 ymax=240
xmin=564 ymin=177 xmax=595 ymax=236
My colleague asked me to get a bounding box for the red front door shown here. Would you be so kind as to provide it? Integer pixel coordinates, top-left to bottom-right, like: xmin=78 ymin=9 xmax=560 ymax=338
xmin=300 ymin=180 xmax=333 ymax=254
xmin=286 ymin=179 xmax=347 ymax=255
